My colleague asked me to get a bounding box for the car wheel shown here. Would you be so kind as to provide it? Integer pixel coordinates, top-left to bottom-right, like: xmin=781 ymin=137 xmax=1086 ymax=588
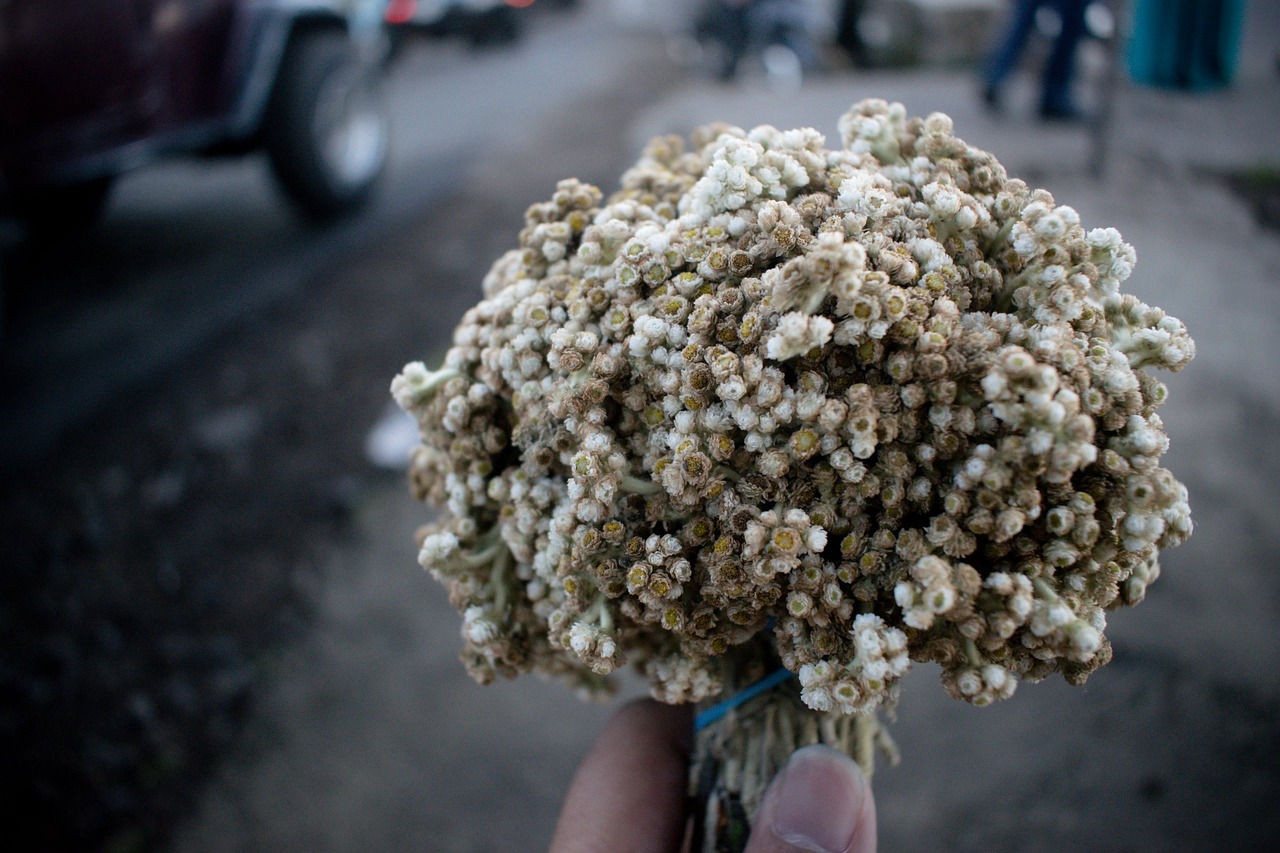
xmin=264 ymin=32 xmax=389 ymax=221
xmin=11 ymin=176 xmax=115 ymax=239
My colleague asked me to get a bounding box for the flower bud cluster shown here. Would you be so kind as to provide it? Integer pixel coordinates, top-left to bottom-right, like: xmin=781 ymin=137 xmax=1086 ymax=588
xmin=797 ymin=614 xmax=910 ymax=714
xmin=394 ymin=101 xmax=1193 ymax=714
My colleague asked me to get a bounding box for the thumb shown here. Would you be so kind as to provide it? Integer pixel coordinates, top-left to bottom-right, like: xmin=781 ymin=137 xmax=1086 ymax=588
xmin=744 ymin=745 xmax=877 ymax=853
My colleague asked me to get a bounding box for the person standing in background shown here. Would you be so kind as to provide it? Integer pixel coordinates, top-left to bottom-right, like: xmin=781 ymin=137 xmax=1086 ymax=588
xmin=708 ymin=0 xmax=756 ymax=81
xmin=704 ymin=0 xmax=822 ymax=82
xmin=835 ymin=0 xmax=870 ymax=69
xmin=982 ymin=0 xmax=1090 ymax=120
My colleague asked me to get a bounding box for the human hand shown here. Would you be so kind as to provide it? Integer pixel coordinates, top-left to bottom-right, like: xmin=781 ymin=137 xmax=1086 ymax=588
xmin=549 ymin=699 xmax=877 ymax=853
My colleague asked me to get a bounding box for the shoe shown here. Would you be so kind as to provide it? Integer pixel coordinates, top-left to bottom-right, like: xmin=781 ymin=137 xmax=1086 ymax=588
xmin=981 ymin=83 xmax=1002 ymax=113
xmin=1038 ymin=101 xmax=1086 ymax=122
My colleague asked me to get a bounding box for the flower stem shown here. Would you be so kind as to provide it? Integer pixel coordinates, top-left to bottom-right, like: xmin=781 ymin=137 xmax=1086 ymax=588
xmin=689 ymin=648 xmax=896 ymax=853
xmin=854 ymin=713 xmax=876 ymax=780
xmin=620 ymin=473 xmax=662 ymax=495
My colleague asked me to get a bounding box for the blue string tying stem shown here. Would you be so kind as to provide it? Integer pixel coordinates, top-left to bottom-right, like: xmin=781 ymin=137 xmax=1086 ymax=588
xmin=694 ymin=667 xmax=795 ymax=732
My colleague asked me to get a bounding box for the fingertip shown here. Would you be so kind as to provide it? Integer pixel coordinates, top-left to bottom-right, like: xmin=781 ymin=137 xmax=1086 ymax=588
xmin=549 ymin=699 xmax=693 ymax=853
xmin=607 ymin=697 xmax=695 ymax=755
xmin=747 ymin=745 xmax=876 ymax=853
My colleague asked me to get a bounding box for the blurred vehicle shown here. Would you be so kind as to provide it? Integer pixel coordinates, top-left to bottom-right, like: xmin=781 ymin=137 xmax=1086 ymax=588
xmin=0 ymin=0 xmax=391 ymax=233
xmin=383 ymin=0 xmax=529 ymax=47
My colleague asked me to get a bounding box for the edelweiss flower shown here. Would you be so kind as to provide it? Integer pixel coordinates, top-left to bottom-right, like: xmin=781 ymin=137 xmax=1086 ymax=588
xmin=394 ymin=100 xmax=1193 ymax=755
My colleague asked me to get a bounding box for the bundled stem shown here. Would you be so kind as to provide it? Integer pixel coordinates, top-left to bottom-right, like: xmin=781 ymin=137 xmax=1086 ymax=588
xmin=689 ymin=659 xmax=897 ymax=853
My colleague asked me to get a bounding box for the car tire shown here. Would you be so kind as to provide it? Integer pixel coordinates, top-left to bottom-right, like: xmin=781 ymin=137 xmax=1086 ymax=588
xmin=11 ymin=176 xmax=115 ymax=238
xmin=264 ymin=32 xmax=389 ymax=221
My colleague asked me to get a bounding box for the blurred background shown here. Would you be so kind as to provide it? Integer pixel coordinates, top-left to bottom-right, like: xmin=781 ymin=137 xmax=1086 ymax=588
xmin=1 ymin=1 xmax=1277 ymax=850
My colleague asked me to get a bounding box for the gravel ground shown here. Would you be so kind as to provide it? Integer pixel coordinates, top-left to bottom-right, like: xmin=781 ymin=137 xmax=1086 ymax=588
xmin=0 ymin=231 xmax=420 ymax=849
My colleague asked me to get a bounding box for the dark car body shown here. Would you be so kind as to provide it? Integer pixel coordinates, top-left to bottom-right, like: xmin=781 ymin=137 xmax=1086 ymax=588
xmin=384 ymin=0 xmax=524 ymax=45
xmin=0 ymin=0 xmax=390 ymax=225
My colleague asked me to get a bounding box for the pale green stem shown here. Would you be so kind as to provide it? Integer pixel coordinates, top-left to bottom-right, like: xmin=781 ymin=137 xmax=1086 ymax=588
xmin=854 ymin=714 xmax=876 ymax=780
xmin=459 ymin=539 xmax=505 ymax=569
xmin=993 ymin=268 xmax=1031 ymax=313
xmin=715 ymin=465 xmax=742 ymax=484
xmin=964 ymin=637 xmax=984 ymax=668
xmin=416 ymin=366 xmax=461 ymax=400
xmin=582 ymin=595 xmax=613 ymax=632
xmin=984 ymin=219 xmax=1016 ymax=257
xmin=1032 ymin=576 xmax=1058 ymax=601
xmin=620 ymin=473 xmax=663 ymax=495
xmin=491 ymin=547 xmax=512 ymax=615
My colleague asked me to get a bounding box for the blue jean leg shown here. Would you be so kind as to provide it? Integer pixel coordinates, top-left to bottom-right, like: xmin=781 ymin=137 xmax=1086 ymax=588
xmin=1041 ymin=0 xmax=1088 ymax=111
xmin=985 ymin=0 xmax=1044 ymax=89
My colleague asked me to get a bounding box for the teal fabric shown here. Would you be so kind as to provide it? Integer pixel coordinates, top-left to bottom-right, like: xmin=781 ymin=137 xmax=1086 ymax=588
xmin=1127 ymin=0 xmax=1247 ymax=90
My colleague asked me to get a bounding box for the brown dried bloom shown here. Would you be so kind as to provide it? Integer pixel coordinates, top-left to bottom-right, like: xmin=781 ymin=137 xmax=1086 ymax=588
xmin=393 ymin=100 xmax=1193 ymax=724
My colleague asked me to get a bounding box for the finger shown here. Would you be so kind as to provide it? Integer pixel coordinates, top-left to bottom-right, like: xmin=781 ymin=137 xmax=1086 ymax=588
xmin=744 ymin=745 xmax=877 ymax=853
xmin=549 ymin=699 xmax=694 ymax=853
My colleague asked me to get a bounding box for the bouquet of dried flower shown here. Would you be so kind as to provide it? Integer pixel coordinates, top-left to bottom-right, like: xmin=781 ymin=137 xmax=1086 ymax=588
xmin=392 ymin=99 xmax=1193 ymax=851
